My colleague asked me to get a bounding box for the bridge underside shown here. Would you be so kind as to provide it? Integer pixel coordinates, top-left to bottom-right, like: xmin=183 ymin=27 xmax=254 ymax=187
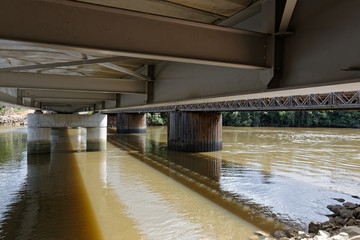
xmin=0 ymin=0 xmax=359 ymax=113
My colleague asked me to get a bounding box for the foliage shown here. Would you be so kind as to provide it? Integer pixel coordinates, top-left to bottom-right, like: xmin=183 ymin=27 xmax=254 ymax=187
xmin=146 ymin=113 xmax=168 ymax=126
xmin=222 ymin=110 xmax=360 ymax=128
xmin=146 ymin=110 xmax=360 ymax=128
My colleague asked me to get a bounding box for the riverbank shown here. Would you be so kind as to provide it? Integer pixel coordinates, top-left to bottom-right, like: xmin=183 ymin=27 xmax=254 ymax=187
xmin=0 ymin=108 xmax=33 ymax=126
xmin=249 ymin=200 xmax=360 ymax=240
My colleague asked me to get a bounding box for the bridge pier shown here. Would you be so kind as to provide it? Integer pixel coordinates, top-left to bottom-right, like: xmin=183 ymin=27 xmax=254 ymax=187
xmin=116 ymin=113 xmax=146 ymax=134
xmin=27 ymin=127 xmax=51 ymax=154
xmin=27 ymin=113 xmax=107 ymax=154
xmin=86 ymin=127 xmax=107 ymax=151
xmin=168 ymin=112 xmax=222 ymax=152
xmin=51 ymin=127 xmax=83 ymax=153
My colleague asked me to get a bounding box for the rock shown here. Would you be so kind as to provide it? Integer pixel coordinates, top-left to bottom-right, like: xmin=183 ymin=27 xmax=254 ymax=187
xmin=340 ymin=209 xmax=354 ymax=219
xmin=297 ymin=231 xmax=309 ymax=238
xmin=352 ymin=196 xmax=360 ymax=200
xmin=349 ymin=235 xmax=360 ymax=240
xmin=284 ymin=229 xmax=297 ymax=238
xmin=353 ymin=208 xmax=360 ymax=219
xmin=323 ymin=221 xmax=333 ymax=230
xmin=309 ymin=222 xmax=323 ymax=234
xmin=273 ymin=230 xmax=288 ymax=239
xmin=255 ymin=231 xmax=270 ymax=237
xmin=347 ymin=219 xmax=357 ymax=226
xmin=278 ymin=238 xmax=290 ymax=240
xmin=335 ymin=216 xmax=347 ymax=226
xmin=315 ymin=235 xmax=329 ymax=240
xmin=328 ymin=205 xmax=344 ymax=215
xmin=335 ymin=198 xmax=346 ymax=203
xmin=340 ymin=232 xmax=350 ymax=239
xmin=249 ymin=235 xmax=260 ymax=240
xmin=330 ymin=232 xmax=349 ymax=240
xmin=319 ymin=230 xmax=331 ymax=238
xmin=340 ymin=226 xmax=360 ymax=238
xmin=344 ymin=203 xmax=359 ymax=210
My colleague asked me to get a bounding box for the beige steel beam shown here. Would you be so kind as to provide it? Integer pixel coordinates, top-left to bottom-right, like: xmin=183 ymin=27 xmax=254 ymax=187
xmin=0 ymin=0 xmax=270 ymax=69
xmin=0 ymin=72 xmax=146 ymax=94
xmin=22 ymin=90 xmax=116 ymax=100
xmin=278 ymin=0 xmax=297 ymax=33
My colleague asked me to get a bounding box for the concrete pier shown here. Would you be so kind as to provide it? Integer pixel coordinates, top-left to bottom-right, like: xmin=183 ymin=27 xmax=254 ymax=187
xmin=168 ymin=112 xmax=222 ymax=152
xmin=116 ymin=113 xmax=146 ymax=134
xmin=86 ymin=127 xmax=107 ymax=151
xmin=27 ymin=113 xmax=107 ymax=154
xmin=27 ymin=127 xmax=51 ymax=154
xmin=51 ymin=127 xmax=83 ymax=153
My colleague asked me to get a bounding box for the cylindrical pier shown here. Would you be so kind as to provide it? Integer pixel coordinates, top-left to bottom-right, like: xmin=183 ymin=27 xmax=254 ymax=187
xmin=167 ymin=112 xmax=222 ymax=152
xmin=117 ymin=113 xmax=146 ymax=134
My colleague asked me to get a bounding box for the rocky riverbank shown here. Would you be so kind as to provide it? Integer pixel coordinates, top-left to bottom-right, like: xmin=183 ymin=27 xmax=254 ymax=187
xmin=0 ymin=115 xmax=27 ymax=126
xmin=249 ymin=200 xmax=360 ymax=240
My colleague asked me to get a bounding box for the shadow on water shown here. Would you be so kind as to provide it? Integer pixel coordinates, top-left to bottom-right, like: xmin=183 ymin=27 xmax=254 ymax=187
xmin=0 ymin=128 xmax=102 ymax=240
xmin=108 ymin=131 xmax=286 ymax=233
xmin=109 ymin=127 xmax=360 ymax=232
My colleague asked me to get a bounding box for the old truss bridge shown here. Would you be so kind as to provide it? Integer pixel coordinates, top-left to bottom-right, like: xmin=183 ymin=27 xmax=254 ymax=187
xmin=120 ymin=91 xmax=360 ymax=113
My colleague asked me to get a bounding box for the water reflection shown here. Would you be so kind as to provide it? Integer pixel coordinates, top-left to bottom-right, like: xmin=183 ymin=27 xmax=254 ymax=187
xmin=113 ymin=133 xmax=222 ymax=182
xmin=0 ymin=128 xmax=27 ymax=224
xmin=76 ymin=142 xmax=260 ymax=239
xmin=111 ymin=126 xmax=360 ymax=230
xmin=109 ymin=131 xmax=282 ymax=232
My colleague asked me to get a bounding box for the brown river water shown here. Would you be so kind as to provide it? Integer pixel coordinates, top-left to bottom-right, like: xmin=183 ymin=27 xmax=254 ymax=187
xmin=0 ymin=126 xmax=359 ymax=239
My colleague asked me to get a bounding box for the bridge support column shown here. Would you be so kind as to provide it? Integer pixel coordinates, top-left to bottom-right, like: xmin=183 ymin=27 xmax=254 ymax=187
xmin=27 ymin=127 xmax=51 ymax=154
xmin=27 ymin=113 xmax=107 ymax=154
xmin=168 ymin=112 xmax=222 ymax=152
xmin=51 ymin=127 xmax=83 ymax=153
xmin=86 ymin=127 xmax=107 ymax=151
xmin=116 ymin=113 xmax=146 ymax=134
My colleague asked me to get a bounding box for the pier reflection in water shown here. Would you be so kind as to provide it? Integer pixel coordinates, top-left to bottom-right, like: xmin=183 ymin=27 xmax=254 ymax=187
xmin=1 ymin=126 xmax=359 ymax=238
xmin=1 ymin=127 xmax=261 ymax=239
xmin=114 ymin=126 xmax=360 ymax=230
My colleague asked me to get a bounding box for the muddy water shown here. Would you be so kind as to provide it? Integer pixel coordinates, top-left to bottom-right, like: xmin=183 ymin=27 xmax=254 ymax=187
xmin=143 ymin=126 xmax=360 ymax=229
xmin=0 ymin=127 xmax=261 ymax=239
xmin=1 ymin=126 xmax=359 ymax=239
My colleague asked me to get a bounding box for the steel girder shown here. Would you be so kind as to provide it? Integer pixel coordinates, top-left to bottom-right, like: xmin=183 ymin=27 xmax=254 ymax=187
xmin=118 ymin=91 xmax=360 ymax=113
xmin=0 ymin=0 xmax=270 ymax=69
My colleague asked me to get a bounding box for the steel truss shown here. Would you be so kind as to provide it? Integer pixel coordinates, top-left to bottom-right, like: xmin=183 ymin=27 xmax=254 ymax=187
xmin=122 ymin=91 xmax=360 ymax=113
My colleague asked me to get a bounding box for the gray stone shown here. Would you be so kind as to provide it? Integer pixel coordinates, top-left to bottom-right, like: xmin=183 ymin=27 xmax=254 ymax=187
xmin=353 ymin=208 xmax=360 ymax=219
xmin=328 ymin=205 xmax=344 ymax=215
xmin=349 ymin=235 xmax=360 ymax=240
xmin=340 ymin=226 xmax=360 ymax=238
xmin=344 ymin=203 xmax=358 ymax=210
xmin=273 ymin=230 xmax=287 ymax=239
xmin=297 ymin=231 xmax=309 ymax=238
xmin=340 ymin=209 xmax=354 ymax=219
xmin=309 ymin=222 xmax=323 ymax=234
xmin=319 ymin=230 xmax=331 ymax=238
xmin=334 ymin=198 xmax=346 ymax=203
xmin=314 ymin=235 xmax=329 ymax=240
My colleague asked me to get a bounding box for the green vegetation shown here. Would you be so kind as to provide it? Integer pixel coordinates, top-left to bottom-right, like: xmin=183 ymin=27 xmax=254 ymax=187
xmin=146 ymin=111 xmax=360 ymax=128
xmin=222 ymin=110 xmax=360 ymax=128
xmin=146 ymin=113 xmax=168 ymax=126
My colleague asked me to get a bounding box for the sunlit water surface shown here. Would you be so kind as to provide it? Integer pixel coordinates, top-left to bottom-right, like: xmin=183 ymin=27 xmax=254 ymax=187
xmin=0 ymin=126 xmax=359 ymax=239
xmin=0 ymin=127 xmax=261 ymax=239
